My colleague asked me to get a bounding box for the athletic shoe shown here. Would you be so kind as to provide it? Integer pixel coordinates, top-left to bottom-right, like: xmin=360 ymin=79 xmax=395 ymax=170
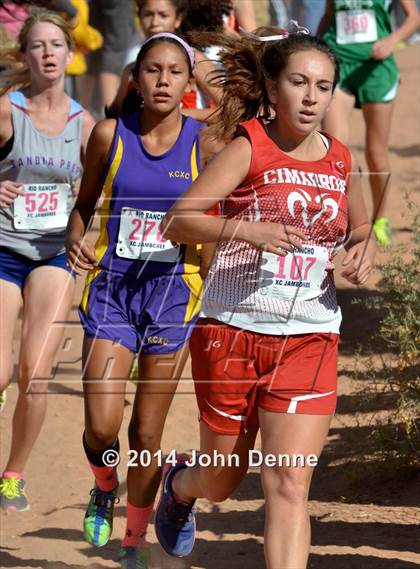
xmin=83 ymin=482 xmax=119 ymax=547
xmin=373 ymin=217 xmax=392 ymax=247
xmin=119 ymin=546 xmax=149 ymax=569
xmin=0 ymin=389 xmax=6 ymax=413
xmin=408 ymin=32 xmax=420 ymax=45
xmin=155 ymin=461 xmax=196 ymax=558
xmin=0 ymin=476 xmax=30 ymax=513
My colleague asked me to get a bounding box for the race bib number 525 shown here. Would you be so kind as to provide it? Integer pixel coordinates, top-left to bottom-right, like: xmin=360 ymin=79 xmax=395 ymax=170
xmin=13 ymin=183 xmax=70 ymax=230
xmin=259 ymin=245 xmax=329 ymax=301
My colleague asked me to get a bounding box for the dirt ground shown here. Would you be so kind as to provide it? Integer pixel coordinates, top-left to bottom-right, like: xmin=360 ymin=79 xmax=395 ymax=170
xmin=1 ymin=37 xmax=419 ymax=569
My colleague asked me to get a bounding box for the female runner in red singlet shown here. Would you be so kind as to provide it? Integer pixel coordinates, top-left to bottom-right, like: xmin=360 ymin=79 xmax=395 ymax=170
xmin=154 ymin=26 xmax=376 ymax=569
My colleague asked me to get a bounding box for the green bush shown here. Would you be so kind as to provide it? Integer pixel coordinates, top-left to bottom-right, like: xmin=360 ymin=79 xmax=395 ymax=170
xmin=357 ymin=203 xmax=419 ymax=467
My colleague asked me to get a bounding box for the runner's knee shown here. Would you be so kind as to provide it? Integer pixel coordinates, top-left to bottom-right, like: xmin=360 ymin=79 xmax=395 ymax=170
xmin=365 ymin=145 xmax=389 ymax=171
xmin=17 ymin=362 xmax=49 ymax=395
xmin=128 ymin=418 xmax=163 ymax=452
xmin=18 ymin=353 xmax=54 ymax=387
xmin=86 ymin=420 xmax=120 ymax=449
xmin=261 ymin=466 xmax=310 ymax=506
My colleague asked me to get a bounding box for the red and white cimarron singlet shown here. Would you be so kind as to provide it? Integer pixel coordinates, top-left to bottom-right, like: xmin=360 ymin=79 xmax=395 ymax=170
xmin=202 ymin=118 xmax=351 ymax=335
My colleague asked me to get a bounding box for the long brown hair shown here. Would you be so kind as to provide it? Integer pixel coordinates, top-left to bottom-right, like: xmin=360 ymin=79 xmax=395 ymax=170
xmin=188 ymin=27 xmax=340 ymax=139
xmin=0 ymin=8 xmax=74 ymax=96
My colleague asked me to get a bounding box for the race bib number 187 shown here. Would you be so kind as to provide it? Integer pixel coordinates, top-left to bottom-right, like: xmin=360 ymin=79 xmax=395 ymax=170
xmin=116 ymin=208 xmax=180 ymax=263
xmin=259 ymin=245 xmax=329 ymax=301
xmin=13 ymin=183 xmax=70 ymax=230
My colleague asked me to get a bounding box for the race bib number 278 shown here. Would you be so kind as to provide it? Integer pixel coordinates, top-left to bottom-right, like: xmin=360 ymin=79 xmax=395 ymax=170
xmin=116 ymin=208 xmax=179 ymax=262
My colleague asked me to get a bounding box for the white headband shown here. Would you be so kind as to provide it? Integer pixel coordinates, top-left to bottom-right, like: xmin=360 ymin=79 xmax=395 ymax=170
xmin=240 ymin=20 xmax=310 ymax=42
xmin=140 ymin=32 xmax=195 ymax=68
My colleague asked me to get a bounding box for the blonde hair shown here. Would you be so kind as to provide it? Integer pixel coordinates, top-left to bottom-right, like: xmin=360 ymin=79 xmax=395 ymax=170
xmin=0 ymin=8 xmax=74 ymax=96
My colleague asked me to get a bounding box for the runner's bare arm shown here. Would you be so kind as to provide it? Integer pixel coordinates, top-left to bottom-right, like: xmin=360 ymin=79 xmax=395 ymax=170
xmin=80 ymin=110 xmax=96 ymax=165
xmin=110 ymin=63 xmax=135 ymax=115
xmin=163 ymin=137 xmax=250 ymax=247
xmin=342 ymin=159 xmax=376 ymax=285
xmin=0 ymin=95 xmax=24 ymax=207
xmin=232 ymin=0 xmax=256 ymax=32
xmin=346 ymin=159 xmax=373 ymax=246
xmin=162 ymin=136 xmax=306 ymax=254
xmin=197 ymin=130 xmax=226 ymax=277
xmin=66 ymin=119 xmax=116 ymax=273
xmin=396 ymin=0 xmax=420 ymax=40
xmin=316 ymin=0 xmax=333 ymax=37
xmin=371 ymin=0 xmax=420 ymax=60
xmin=0 ymin=94 xmax=13 ymax=145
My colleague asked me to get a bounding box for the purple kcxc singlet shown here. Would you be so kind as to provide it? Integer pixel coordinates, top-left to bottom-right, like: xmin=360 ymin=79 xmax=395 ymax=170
xmin=90 ymin=112 xmax=203 ymax=279
xmin=79 ymin=113 xmax=204 ymax=354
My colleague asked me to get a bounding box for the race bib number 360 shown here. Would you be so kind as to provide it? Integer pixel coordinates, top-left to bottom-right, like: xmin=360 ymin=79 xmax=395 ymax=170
xmin=13 ymin=183 xmax=70 ymax=230
xmin=336 ymin=10 xmax=378 ymax=44
xmin=259 ymin=246 xmax=328 ymax=301
xmin=116 ymin=208 xmax=179 ymax=262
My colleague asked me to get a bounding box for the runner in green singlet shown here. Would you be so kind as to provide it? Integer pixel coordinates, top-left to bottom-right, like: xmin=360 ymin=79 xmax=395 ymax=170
xmin=318 ymin=0 xmax=420 ymax=246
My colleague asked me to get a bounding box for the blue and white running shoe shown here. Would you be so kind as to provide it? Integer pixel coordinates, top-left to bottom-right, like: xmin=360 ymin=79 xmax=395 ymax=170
xmin=155 ymin=459 xmax=196 ymax=558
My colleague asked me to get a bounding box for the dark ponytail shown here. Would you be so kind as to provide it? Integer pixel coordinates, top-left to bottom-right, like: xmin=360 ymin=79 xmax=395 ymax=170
xmin=178 ymin=0 xmax=224 ymax=41
xmin=186 ymin=28 xmax=270 ymax=138
xmin=188 ymin=27 xmax=340 ymax=139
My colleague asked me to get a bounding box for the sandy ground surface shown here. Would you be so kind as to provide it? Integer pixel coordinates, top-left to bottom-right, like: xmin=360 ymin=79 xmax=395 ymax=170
xmin=1 ymin=39 xmax=419 ymax=569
